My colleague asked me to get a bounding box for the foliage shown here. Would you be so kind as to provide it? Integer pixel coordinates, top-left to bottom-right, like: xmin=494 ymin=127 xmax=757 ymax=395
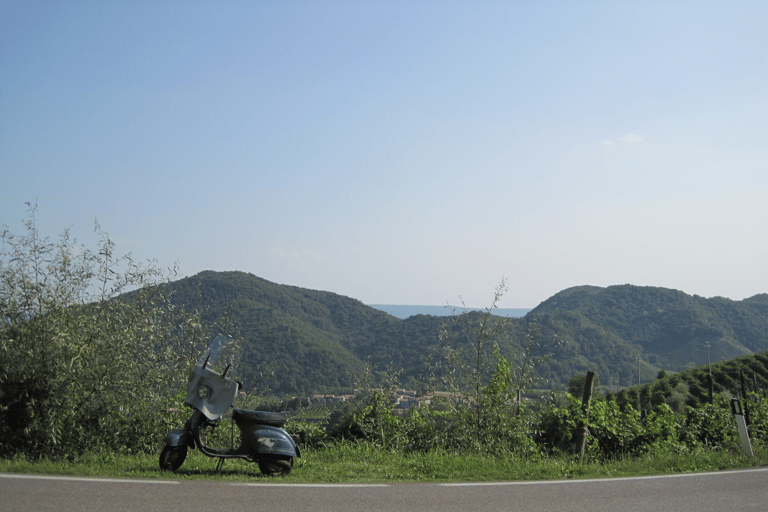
xmin=6 ymin=205 xmax=768 ymax=466
xmin=745 ymin=392 xmax=768 ymax=444
xmin=614 ymin=352 xmax=768 ymax=410
xmin=437 ymin=280 xmax=510 ymax=429
xmin=293 ymin=281 xmax=768 ymax=463
xmin=326 ymin=282 xmax=554 ymax=458
xmin=0 ymin=204 xmax=207 ymax=458
xmin=534 ymin=389 xmax=758 ymax=461
xmin=679 ymin=398 xmax=737 ymax=450
xmin=531 ymin=284 xmax=768 ymax=374
xmin=135 ymin=273 xmax=768 ymax=397
xmin=296 ymin=374 xmax=765 ymax=466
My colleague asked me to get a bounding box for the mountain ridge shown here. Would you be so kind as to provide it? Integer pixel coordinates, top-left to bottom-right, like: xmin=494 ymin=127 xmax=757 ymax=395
xmin=157 ymin=271 xmax=768 ymax=396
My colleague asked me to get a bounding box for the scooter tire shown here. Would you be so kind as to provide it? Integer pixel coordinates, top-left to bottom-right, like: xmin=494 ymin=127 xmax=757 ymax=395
xmin=159 ymin=446 xmax=187 ymax=473
xmin=258 ymin=456 xmax=293 ymax=477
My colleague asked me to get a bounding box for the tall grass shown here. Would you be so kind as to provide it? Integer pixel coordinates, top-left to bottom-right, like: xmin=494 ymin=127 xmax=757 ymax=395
xmin=2 ymin=441 xmax=766 ymax=483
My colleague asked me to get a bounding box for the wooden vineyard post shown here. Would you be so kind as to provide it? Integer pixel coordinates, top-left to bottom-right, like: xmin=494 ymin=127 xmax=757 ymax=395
xmin=740 ymin=369 xmax=750 ymax=426
xmin=576 ymin=371 xmax=596 ymax=462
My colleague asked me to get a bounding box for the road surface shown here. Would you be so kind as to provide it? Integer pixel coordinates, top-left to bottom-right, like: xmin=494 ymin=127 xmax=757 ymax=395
xmin=2 ymin=468 xmax=766 ymax=512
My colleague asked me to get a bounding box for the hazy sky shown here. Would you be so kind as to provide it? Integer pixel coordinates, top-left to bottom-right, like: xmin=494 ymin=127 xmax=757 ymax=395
xmin=2 ymin=1 xmax=767 ymax=308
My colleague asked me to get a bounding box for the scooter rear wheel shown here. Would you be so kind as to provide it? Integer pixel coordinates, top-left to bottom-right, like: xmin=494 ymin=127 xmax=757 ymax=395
xmin=258 ymin=456 xmax=293 ymax=477
xmin=159 ymin=446 xmax=187 ymax=472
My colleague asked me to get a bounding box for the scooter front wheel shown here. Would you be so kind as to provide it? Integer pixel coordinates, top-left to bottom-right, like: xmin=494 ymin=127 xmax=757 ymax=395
xmin=159 ymin=446 xmax=187 ymax=472
xmin=258 ymin=456 xmax=293 ymax=477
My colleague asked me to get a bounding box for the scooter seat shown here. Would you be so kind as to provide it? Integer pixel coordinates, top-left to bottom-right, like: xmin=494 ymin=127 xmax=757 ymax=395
xmin=232 ymin=409 xmax=288 ymax=428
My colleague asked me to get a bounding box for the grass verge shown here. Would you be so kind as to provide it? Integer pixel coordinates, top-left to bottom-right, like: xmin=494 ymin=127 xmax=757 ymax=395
xmin=2 ymin=441 xmax=767 ymax=483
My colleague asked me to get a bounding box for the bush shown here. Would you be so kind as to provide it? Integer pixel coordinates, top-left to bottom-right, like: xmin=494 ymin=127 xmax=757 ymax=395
xmin=0 ymin=205 xmax=206 ymax=458
xmin=745 ymin=392 xmax=768 ymax=443
xmin=680 ymin=396 xmax=737 ymax=450
xmin=534 ymin=393 xmax=583 ymax=455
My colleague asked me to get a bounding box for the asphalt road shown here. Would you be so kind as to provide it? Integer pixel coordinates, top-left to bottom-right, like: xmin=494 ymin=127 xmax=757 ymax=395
xmin=2 ymin=468 xmax=766 ymax=512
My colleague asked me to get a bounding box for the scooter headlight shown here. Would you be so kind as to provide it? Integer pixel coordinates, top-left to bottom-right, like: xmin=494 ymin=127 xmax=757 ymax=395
xmin=197 ymin=386 xmax=211 ymax=399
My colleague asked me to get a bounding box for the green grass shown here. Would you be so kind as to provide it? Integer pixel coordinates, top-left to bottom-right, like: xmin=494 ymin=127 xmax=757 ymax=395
xmin=2 ymin=441 xmax=767 ymax=483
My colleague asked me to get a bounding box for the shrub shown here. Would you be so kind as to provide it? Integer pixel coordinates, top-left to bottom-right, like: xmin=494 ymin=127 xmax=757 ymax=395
xmin=0 ymin=204 xmax=205 ymax=458
xmin=680 ymin=396 xmax=737 ymax=450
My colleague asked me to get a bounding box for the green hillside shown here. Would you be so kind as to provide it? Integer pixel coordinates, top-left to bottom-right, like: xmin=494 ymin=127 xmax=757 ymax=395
xmin=162 ymin=271 xmax=397 ymax=394
xmin=530 ymin=285 xmax=768 ymax=374
xmin=156 ymin=272 xmax=768 ymax=396
xmin=612 ymin=351 xmax=768 ymax=412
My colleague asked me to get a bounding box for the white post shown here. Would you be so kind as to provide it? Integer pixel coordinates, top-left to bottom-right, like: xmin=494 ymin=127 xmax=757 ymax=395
xmin=731 ymin=398 xmax=753 ymax=457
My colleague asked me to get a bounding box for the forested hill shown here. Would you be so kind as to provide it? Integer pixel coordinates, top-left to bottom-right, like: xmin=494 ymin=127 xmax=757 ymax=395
xmin=157 ymin=272 xmax=768 ymax=396
xmin=160 ymin=271 xmax=445 ymax=394
xmin=529 ymin=285 xmax=768 ymax=370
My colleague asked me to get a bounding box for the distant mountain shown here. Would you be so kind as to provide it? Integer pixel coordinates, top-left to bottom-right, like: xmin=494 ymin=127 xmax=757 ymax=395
xmin=530 ymin=285 xmax=768 ymax=371
xmin=155 ymin=272 xmax=768 ymax=396
xmin=368 ymin=305 xmax=531 ymax=319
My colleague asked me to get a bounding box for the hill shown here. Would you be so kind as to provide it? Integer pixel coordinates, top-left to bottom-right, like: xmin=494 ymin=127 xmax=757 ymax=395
xmin=157 ymin=272 xmax=768 ymax=396
xmin=530 ymin=285 xmax=768 ymax=374
xmin=162 ymin=271 xmax=464 ymax=394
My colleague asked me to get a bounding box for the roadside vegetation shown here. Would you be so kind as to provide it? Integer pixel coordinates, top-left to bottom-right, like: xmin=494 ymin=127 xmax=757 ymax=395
xmin=2 ymin=443 xmax=765 ymax=483
xmin=2 ymin=206 xmax=767 ymax=482
xmin=0 ymin=204 xmax=214 ymax=459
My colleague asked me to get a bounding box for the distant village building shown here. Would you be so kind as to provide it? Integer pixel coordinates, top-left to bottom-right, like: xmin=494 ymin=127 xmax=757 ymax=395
xmin=310 ymin=388 xmax=466 ymax=410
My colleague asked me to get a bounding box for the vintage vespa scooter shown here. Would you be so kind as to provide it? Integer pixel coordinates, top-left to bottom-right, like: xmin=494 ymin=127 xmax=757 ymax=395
xmin=159 ymin=335 xmax=300 ymax=476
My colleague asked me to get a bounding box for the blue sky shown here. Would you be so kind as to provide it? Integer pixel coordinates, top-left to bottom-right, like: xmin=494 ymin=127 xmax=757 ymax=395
xmin=2 ymin=1 xmax=767 ymax=307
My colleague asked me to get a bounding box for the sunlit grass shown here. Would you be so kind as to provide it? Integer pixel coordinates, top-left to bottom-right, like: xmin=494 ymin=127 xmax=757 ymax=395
xmin=2 ymin=441 xmax=766 ymax=483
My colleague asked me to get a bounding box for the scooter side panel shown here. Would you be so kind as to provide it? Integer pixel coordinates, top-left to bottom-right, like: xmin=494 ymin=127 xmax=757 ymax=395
xmin=249 ymin=426 xmax=300 ymax=457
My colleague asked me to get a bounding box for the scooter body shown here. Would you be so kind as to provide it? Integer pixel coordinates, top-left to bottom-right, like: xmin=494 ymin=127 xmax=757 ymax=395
xmin=160 ymin=335 xmax=300 ymax=476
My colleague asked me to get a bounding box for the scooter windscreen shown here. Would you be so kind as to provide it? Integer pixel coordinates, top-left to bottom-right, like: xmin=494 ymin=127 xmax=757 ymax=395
xmin=185 ymin=335 xmax=240 ymax=420
xmin=196 ymin=334 xmax=240 ymax=373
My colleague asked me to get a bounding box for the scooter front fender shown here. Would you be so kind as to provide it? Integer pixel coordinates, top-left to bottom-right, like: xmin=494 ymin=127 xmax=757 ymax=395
xmin=163 ymin=427 xmax=195 ymax=449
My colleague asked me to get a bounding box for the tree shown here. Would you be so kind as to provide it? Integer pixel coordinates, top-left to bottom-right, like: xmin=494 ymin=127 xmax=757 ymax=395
xmin=511 ymin=318 xmax=560 ymax=401
xmin=0 ymin=203 xmax=207 ymax=458
xmin=437 ymin=279 xmax=559 ymax=450
xmin=438 ymin=279 xmax=510 ymax=434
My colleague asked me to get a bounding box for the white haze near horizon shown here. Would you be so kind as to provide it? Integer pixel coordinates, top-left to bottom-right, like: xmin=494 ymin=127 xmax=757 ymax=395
xmin=2 ymin=2 xmax=767 ymax=309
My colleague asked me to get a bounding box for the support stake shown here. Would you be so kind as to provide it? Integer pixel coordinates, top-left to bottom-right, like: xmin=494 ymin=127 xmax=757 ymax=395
xmin=576 ymin=371 xmax=596 ymax=462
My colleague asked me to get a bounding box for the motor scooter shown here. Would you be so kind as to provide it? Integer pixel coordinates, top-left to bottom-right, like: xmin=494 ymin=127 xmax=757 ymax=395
xmin=159 ymin=335 xmax=300 ymax=476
